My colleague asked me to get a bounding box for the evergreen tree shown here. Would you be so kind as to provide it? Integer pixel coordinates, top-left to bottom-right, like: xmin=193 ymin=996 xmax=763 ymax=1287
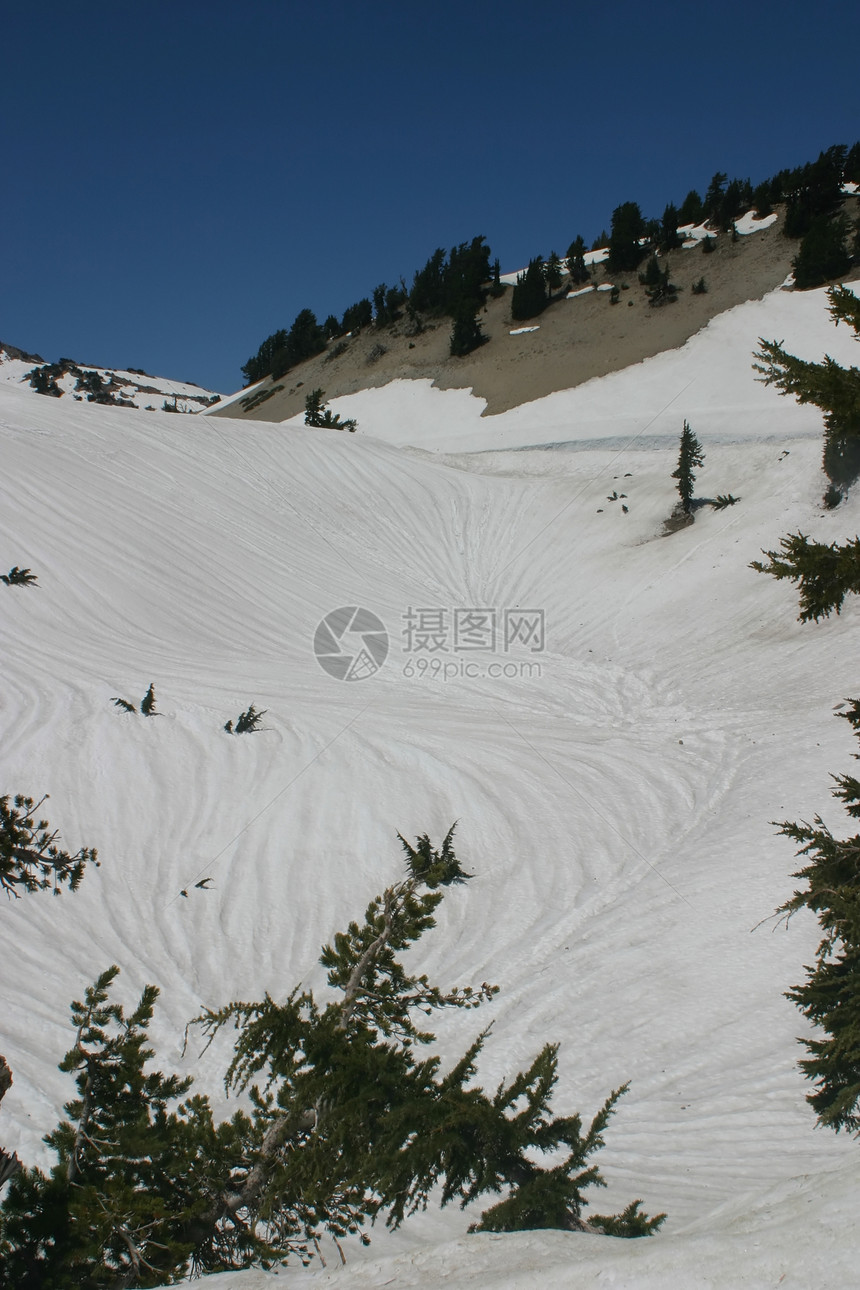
xmin=607 ymin=202 xmax=646 ymax=273
xmin=0 ymin=966 xmax=234 ymax=1287
xmin=1 ymin=829 xmax=663 ymax=1280
xmin=1 ymin=566 xmax=38 ymax=586
xmin=677 ymin=190 xmax=703 ymax=226
xmin=449 ymin=304 xmax=486 ymax=357
xmin=792 ymin=213 xmax=850 ymax=289
xmin=303 ymin=388 xmax=357 ymax=432
xmin=639 ymin=256 xmax=679 ymax=307
xmin=775 ymin=701 xmax=860 ymax=1131
xmin=340 ymin=298 xmax=373 ymax=334
xmin=703 ymin=172 xmax=728 ymax=222
xmin=659 ymin=204 xmax=681 ymax=251
xmin=565 ymin=236 xmax=590 ymax=285
xmin=752 ymin=181 xmax=774 ymax=218
xmin=140 ymin=684 xmax=158 ymax=717
xmin=750 ymin=533 xmax=860 ymax=622
xmin=0 ymin=793 xmax=98 ymax=899
xmin=511 ymin=258 xmax=547 ymax=321
xmin=753 ymin=284 xmax=860 ymax=485
xmin=671 ymin=421 xmax=705 ymax=513
xmin=191 ymin=829 xmax=662 ymax=1257
xmin=544 ymin=251 xmax=564 ymax=297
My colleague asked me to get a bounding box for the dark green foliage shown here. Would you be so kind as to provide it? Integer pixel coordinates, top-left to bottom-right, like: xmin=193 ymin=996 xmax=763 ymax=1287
xmin=27 ymin=365 xmax=63 ymax=397
xmin=565 ymin=236 xmax=590 ymax=285
xmin=341 ymin=298 xmax=373 ymax=334
xmin=590 ymin=230 xmax=609 ymax=251
xmin=846 ymin=142 xmax=860 ymax=185
xmin=449 ymin=304 xmax=486 ymax=358
xmin=754 ymin=284 xmax=860 ymax=484
xmin=752 ymin=181 xmax=774 ymax=218
xmin=703 ymin=172 xmax=727 ymax=222
xmin=0 ymin=793 xmax=98 ymax=898
xmin=671 ymin=421 xmax=705 ymax=514
xmin=410 ymin=237 xmax=491 ymax=319
xmin=0 ymin=831 xmax=662 ymax=1280
xmin=490 ymin=257 xmax=504 ymax=298
xmin=639 ymin=256 xmax=679 ymax=307
xmin=1 ymin=566 xmax=38 ymax=586
xmin=544 ymin=251 xmax=563 ymax=296
xmin=710 ymin=494 xmax=739 ymax=509
xmin=775 ymin=702 xmax=860 ymax=1131
xmin=783 ymin=145 xmax=847 ymax=238
xmin=323 ymin=314 xmax=342 ymax=340
xmin=226 ymin=705 xmax=267 ymax=734
xmin=792 ymin=214 xmax=850 ymax=289
xmin=659 ymin=204 xmax=681 ymax=251
xmin=607 ymin=202 xmax=646 ymax=273
xmin=511 ymin=258 xmax=547 ymax=321
xmin=692 ymin=276 xmax=708 ymax=295
xmin=717 ymin=178 xmax=750 ymax=231
xmin=191 ymin=830 xmax=661 ymax=1258
xmin=241 ymin=330 xmax=288 ymax=384
xmin=677 ymin=190 xmax=703 ymax=226
xmin=701 ymin=235 xmax=716 ymax=254
xmin=372 ymin=283 xmax=407 ymax=328
xmin=271 ymin=310 xmax=327 ymax=381
xmin=751 ymin=532 xmax=860 ymax=622
xmin=0 ymin=966 xmax=235 ymax=1287
xmin=303 ymin=388 xmax=357 ymax=432
xmin=609 ymin=285 xmax=620 ymax=305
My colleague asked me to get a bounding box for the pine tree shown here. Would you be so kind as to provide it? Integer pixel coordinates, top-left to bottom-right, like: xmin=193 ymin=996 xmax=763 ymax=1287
xmin=140 ymin=684 xmax=157 ymax=717
xmin=511 ymin=258 xmax=547 ymax=321
xmin=0 ymin=793 xmax=98 ymax=898
xmin=0 ymin=967 xmax=233 ymax=1287
xmin=1 ymin=566 xmax=38 ymax=586
xmin=2 ymin=830 xmax=663 ymax=1279
xmin=659 ymin=204 xmax=682 ymax=251
xmin=607 ymin=202 xmax=646 ymax=273
xmin=753 ymin=284 xmax=860 ymax=486
xmin=671 ymin=421 xmax=705 ymax=513
xmin=792 ymin=213 xmax=850 ymax=290
xmin=775 ymin=701 xmax=860 ymax=1131
xmin=191 ymin=828 xmax=663 ymax=1254
xmin=565 ymin=236 xmax=590 ymax=285
xmin=544 ymin=251 xmax=564 ymax=297
xmin=449 ymin=304 xmax=486 ymax=357
xmin=304 ymin=389 xmax=357 ymax=432
xmin=750 ymin=533 xmax=860 ymax=622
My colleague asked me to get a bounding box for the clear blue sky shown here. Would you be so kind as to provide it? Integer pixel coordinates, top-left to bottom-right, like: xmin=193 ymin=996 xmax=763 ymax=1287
xmin=3 ymin=0 xmax=858 ymax=393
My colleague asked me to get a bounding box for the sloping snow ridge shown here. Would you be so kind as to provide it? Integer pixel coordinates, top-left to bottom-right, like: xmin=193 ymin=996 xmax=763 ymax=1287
xmin=2 ymin=281 xmax=859 ymax=1288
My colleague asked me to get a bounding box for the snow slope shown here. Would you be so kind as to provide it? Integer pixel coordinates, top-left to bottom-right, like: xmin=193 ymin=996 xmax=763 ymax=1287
xmin=1 ymin=282 xmax=859 ymax=1287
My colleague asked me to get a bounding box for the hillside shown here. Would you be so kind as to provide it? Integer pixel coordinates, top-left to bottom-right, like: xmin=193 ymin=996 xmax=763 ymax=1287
xmin=2 ymin=277 xmax=860 ymax=1287
xmin=0 ymin=344 xmax=222 ymax=413
xmin=214 ymin=209 xmax=815 ymax=425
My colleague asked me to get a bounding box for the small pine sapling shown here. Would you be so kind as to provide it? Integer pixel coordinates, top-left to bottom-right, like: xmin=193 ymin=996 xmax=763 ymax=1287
xmin=691 ymin=276 xmax=708 ymax=295
xmin=710 ymin=494 xmax=739 ymax=509
xmin=227 ymin=704 xmax=267 ymax=734
xmin=140 ymin=683 xmax=158 ymax=717
xmin=672 ymin=421 xmax=705 ymax=514
xmin=1 ymin=567 xmax=38 ymax=586
xmin=111 ymin=697 xmax=136 ymax=713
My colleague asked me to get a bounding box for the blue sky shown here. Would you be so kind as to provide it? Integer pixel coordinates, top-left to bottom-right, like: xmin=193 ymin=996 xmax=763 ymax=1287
xmin=3 ymin=0 xmax=858 ymax=393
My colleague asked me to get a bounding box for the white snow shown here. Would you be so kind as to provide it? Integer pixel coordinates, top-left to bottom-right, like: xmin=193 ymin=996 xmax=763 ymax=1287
xmin=2 ymin=280 xmax=860 ymax=1289
xmin=509 ymin=326 xmax=540 ymax=335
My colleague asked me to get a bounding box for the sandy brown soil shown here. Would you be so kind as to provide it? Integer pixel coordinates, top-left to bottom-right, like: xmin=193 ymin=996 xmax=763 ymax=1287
xmin=213 ymin=212 xmax=851 ymax=425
